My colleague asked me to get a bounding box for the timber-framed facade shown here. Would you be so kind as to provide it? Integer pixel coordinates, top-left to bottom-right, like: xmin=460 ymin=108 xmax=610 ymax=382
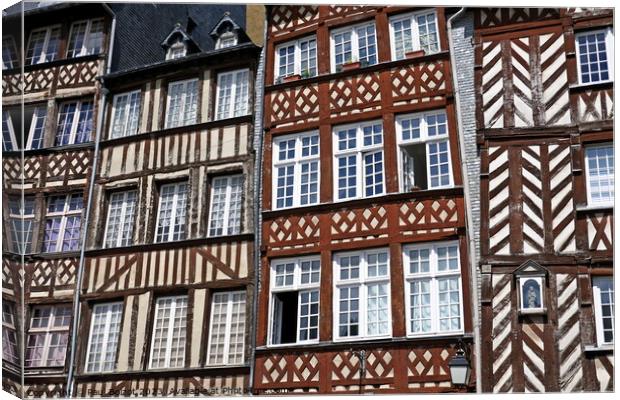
xmin=475 ymin=7 xmax=614 ymax=393
xmin=254 ymin=5 xmax=476 ymax=394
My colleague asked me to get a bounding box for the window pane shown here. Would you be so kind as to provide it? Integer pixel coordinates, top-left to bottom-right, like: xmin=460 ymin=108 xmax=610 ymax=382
xmin=334 ymin=31 xmax=352 ymax=67
xmin=86 ymin=303 xmax=123 ymax=372
xmin=578 ymin=31 xmax=610 ymax=84
xmin=438 ymin=277 xmax=461 ymax=331
xmin=587 ymin=145 xmax=614 ymax=204
xmin=150 ymin=297 xmax=187 ymax=369
xmin=299 ymin=290 xmax=319 ymax=341
xmin=392 ymin=18 xmax=413 ymax=60
xmin=594 ymin=277 xmax=614 ymax=344
xmin=428 ymin=140 xmax=450 ymax=188
xmin=410 ymin=279 xmax=432 ymax=333
xmin=366 ymin=283 xmax=389 ymax=335
xmin=28 ymin=107 xmax=47 ymax=149
xmin=155 ymin=183 xmax=188 ymax=242
xmin=2 ymin=37 xmax=18 ymax=69
xmin=300 ymin=259 xmax=320 ymax=284
xmin=417 ymin=12 xmax=439 ymax=53
xmin=357 ymin=24 xmax=377 ymax=65
xmin=104 ymin=191 xmax=137 ymax=247
xmin=67 ymin=22 xmax=88 ymax=58
xmin=209 ymin=175 xmax=243 ymax=236
xmin=300 ymin=38 xmax=317 ymax=76
xmin=207 ymin=292 xmax=246 ymax=365
xmin=364 ymin=151 xmax=384 ymax=196
xmin=338 ymin=286 xmax=359 ymax=337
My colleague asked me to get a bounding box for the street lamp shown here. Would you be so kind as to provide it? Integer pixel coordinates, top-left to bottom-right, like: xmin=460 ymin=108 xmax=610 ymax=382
xmin=448 ymin=343 xmax=471 ymax=387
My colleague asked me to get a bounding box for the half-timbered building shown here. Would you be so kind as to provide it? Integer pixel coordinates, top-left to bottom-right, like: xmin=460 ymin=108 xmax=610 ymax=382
xmin=70 ymin=12 xmax=262 ymax=397
xmin=473 ymin=7 xmax=614 ymax=393
xmin=254 ymin=5 xmax=476 ymax=394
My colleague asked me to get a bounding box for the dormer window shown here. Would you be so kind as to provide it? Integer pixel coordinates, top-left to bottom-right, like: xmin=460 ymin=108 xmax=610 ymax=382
xmin=166 ymin=40 xmax=187 ymax=60
xmin=217 ymin=31 xmax=237 ymax=49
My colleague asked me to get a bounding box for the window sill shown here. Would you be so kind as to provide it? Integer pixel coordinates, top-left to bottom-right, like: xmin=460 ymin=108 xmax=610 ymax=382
xmin=406 ymin=331 xmax=465 ymax=340
xmin=2 ymin=141 xmax=95 ymax=157
xmin=576 ymin=203 xmax=614 ymax=213
xmin=569 ymin=80 xmax=613 ymax=91
xmin=584 ymin=344 xmax=614 ymax=353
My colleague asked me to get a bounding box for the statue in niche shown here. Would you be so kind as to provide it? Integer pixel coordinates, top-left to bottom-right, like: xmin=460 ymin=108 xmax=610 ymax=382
xmin=522 ymin=279 xmax=541 ymax=309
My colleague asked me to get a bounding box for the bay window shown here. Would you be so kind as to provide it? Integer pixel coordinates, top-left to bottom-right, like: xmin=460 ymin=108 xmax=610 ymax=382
xmin=85 ymin=302 xmax=123 ymax=373
xmin=149 ymin=296 xmax=187 ymax=369
xmin=390 ymin=10 xmax=439 ymax=60
xmin=270 ymin=256 xmax=320 ymax=345
xmin=273 ymin=131 xmax=320 ymax=209
xmin=333 ymin=249 xmax=391 ymax=340
xmin=155 ymin=182 xmax=188 ymax=243
xmin=25 ymin=25 xmax=61 ymax=65
xmin=42 ymin=194 xmax=83 ymax=253
xmin=26 ymin=305 xmax=71 ymax=367
xmin=334 ymin=121 xmax=384 ymax=201
xmin=67 ymin=19 xmax=105 ymax=58
xmin=55 ymin=100 xmax=94 ymax=146
xmin=593 ymin=277 xmax=614 ymax=346
xmin=165 ymin=79 xmax=198 ymax=128
xmin=576 ymin=28 xmax=614 ymax=84
xmin=208 ymin=175 xmax=243 ymax=237
xmin=274 ymin=36 xmax=317 ymax=80
xmin=403 ymin=241 xmax=463 ymax=336
xmin=104 ymin=190 xmax=137 ymax=248
xmin=206 ymin=291 xmax=246 ymax=365
xmin=331 ymin=22 xmax=377 ymax=71
xmin=2 ymin=302 xmax=18 ymax=365
xmin=215 ymin=69 xmax=250 ymax=120
xmin=585 ymin=144 xmax=614 ymax=205
xmin=9 ymin=196 xmax=35 ymax=254
xmin=397 ymin=110 xmax=452 ymax=191
xmin=110 ymin=90 xmax=141 ymax=138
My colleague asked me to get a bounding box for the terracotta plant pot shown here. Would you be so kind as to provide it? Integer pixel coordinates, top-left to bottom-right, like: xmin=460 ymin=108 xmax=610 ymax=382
xmin=342 ymin=61 xmax=361 ymax=71
xmin=405 ymin=49 xmax=426 ymax=59
xmin=283 ymin=74 xmax=301 ymax=83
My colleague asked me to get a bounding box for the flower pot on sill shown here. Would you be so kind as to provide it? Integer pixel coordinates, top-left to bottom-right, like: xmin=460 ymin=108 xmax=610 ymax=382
xmin=342 ymin=61 xmax=361 ymax=71
xmin=405 ymin=50 xmax=426 ymax=59
xmin=283 ymin=74 xmax=301 ymax=83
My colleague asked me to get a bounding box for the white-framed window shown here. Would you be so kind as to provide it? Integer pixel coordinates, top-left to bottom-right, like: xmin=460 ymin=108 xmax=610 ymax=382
xmin=269 ymin=256 xmax=321 ymax=345
xmin=2 ymin=302 xmax=19 ymax=365
xmin=206 ymin=291 xmax=246 ymax=365
xmin=593 ymin=276 xmax=614 ymax=346
xmin=9 ymin=195 xmax=36 ymax=254
xmin=155 ymin=182 xmax=188 ymax=243
xmin=216 ymin=31 xmax=238 ymax=49
xmin=333 ymin=121 xmax=384 ymax=201
xmin=42 ymin=194 xmax=83 ymax=253
xmin=55 ymin=100 xmax=94 ymax=146
xmin=585 ymin=143 xmax=614 ymax=205
xmin=275 ymin=36 xmax=317 ymax=80
xmin=3 ymin=105 xmax=48 ymax=151
xmin=215 ymin=69 xmax=250 ymax=120
xmin=273 ymin=131 xmax=320 ymax=209
xmin=110 ymin=90 xmax=141 ymax=139
xmin=103 ymin=190 xmax=137 ymax=248
xmin=166 ymin=40 xmax=187 ymax=60
xmin=149 ymin=296 xmax=187 ymax=369
xmin=165 ymin=78 xmax=198 ymax=128
xmin=66 ymin=18 xmax=105 ymax=58
xmin=403 ymin=241 xmax=464 ymax=337
xmin=2 ymin=36 xmax=18 ymax=69
xmin=389 ymin=10 xmax=439 ymax=60
xmin=576 ymin=28 xmax=614 ymax=84
xmin=333 ymin=249 xmax=391 ymax=340
xmin=208 ymin=175 xmax=243 ymax=237
xmin=25 ymin=304 xmax=71 ymax=367
xmin=397 ymin=110 xmax=452 ymax=191
xmin=331 ymin=22 xmax=377 ymax=72
xmin=25 ymin=25 xmax=61 ymax=65
xmin=85 ymin=302 xmax=123 ymax=373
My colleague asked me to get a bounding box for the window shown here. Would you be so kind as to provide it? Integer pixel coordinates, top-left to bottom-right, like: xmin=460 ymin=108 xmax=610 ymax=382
xmin=165 ymin=79 xmax=198 ymax=128
xmin=397 ymin=110 xmax=452 ymax=191
xmin=3 ymin=105 xmax=48 ymax=151
xmin=2 ymin=302 xmax=18 ymax=365
xmin=104 ymin=190 xmax=137 ymax=248
xmin=331 ymin=22 xmax=377 ymax=71
xmin=270 ymin=256 xmax=320 ymax=345
xmin=576 ymin=29 xmax=614 ymax=84
xmin=43 ymin=194 xmax=83 ymax=253
xmin=110 ymin=90 xmax=141 ymax=138
xmin=2 ymin=36 xmax=18 ymax=69
xmin=215 ymin=69 xmax=250 ymax=120
xmin=275 ymin=36 xmax=317 ymax=80
xmin=390 ymin=10 xmax=439 ymax=60
xmin=593 ymin=277 xmax=614 ymax=346
xmin=216 ymin=31 xmax=237 ymax=49
xmin=273 ymin=131 xmax=320 ymax=209
xmin=155 ymin=182 xmax=188 ymax=243
xmin=67 ymin=19 xmax=105 ymax=58
xmin=208 ymin=175 xmax=243 ymax=237
xmin=25 ymin=305 xmax=71 ymax=367
xmin=85 ymin=302 xmax=123 ymax=373
xmin=25 ymin=25 xmax=61 ymax=65
xmin=166 ymin=40 xmax=187 ymax=60
xmin=149 ymin=296 xmax=187 ymax=369
xmin=403 ymin=241 xmax=463 ymax=336
xmin=586 ymin=144 xmax=614 ymax=205
xmin=8 ymin=196 xmax=36 ymax=254
xmin=56 ymin=100 xmax=94 ymax=146
xmin=334 ymin=121 xmax=384 ymax=200
xmin=333 ymin=249 xmax=391 ymax=340
xmin=207 ymin=291 xmax=246 ymax=365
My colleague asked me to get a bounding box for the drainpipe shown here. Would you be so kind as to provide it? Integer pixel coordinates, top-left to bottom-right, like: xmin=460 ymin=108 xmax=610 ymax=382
xmin=248 ymin=11 xmax=268 ymax=396
xmin=66 ymin=4 xmax=116 ymax=396
xmin=447 ymin=7 xmax=481 ymax=394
